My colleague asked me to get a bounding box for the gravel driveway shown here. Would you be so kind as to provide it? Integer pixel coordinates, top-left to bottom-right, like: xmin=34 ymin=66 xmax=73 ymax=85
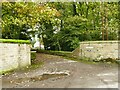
xmin=1 ymin=53 xmax=118 ymax=88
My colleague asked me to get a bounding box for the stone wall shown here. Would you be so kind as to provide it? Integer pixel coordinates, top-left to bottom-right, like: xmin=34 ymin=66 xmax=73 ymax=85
xmin=0 ymin=43 xmax=31 ymax=73
xmin=72 ymin=41 xmax=119 ymax=60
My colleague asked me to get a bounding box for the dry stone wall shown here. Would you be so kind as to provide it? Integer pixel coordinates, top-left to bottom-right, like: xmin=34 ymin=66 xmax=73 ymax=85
xmin=0 ymin=43 xmax=31 ymax=73
xmin=73 ymin=41 xmax=119 ymax=60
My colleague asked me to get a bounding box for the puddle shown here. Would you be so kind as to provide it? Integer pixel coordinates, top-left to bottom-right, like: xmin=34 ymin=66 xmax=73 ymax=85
xmin=8 ymin=71 xmax=69 ymax=84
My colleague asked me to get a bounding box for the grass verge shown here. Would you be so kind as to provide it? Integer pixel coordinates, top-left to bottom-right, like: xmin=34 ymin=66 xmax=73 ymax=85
xmin=1 ymin=62 xmax=44 ymax=75
xmin=35 ymin=49 xmax=72 ymax=57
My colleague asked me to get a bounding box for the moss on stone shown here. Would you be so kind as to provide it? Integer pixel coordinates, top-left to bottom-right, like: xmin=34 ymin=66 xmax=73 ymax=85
xmin=0 ymin=39 xmax=30 ymax=44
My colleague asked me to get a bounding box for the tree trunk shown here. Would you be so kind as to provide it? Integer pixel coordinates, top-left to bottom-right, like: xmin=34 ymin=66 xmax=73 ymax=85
xmin=105 ymin=3 xmax=108 ymax=40
xmin=101 ymin=2 xmax=105 ymax=40
xmin=73 ymin=2 xmax=77 ymax=16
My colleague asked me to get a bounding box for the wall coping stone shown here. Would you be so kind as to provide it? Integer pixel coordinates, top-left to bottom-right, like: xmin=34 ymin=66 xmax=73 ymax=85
xmin=80 ymin=41 xmax=119 ymax=44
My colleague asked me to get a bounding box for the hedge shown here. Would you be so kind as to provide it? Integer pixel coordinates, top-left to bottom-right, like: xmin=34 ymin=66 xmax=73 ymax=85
xmin=0 ymin=39 xmax=30 ymax=44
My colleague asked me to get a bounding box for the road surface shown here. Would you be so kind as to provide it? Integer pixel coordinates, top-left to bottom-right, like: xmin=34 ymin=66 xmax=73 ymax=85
xmin=1 ymin=53 xmax=118 ymax=88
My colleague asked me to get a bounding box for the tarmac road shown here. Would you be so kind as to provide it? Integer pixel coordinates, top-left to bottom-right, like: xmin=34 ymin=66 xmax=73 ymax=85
xmin=1 ymin=53 xmax=118 ymax=88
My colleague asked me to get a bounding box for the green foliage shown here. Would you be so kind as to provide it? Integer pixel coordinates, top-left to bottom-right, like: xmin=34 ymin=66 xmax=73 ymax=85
xmin=2 ymin=2 xmax=118 ymax=51
xmin=2 ymin=2 xmax=59 ymax=39
xmin=45 ymin=2 xmax=118 ymax=51
xmin=0 ymin=39 xmax=30 ymax=44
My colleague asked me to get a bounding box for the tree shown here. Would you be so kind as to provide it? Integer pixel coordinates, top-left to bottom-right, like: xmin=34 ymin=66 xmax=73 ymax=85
xmin=2 ymin=2 xmax=119 ymax=51
xmin=2 ymin=2 xmax=60 ymax=40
